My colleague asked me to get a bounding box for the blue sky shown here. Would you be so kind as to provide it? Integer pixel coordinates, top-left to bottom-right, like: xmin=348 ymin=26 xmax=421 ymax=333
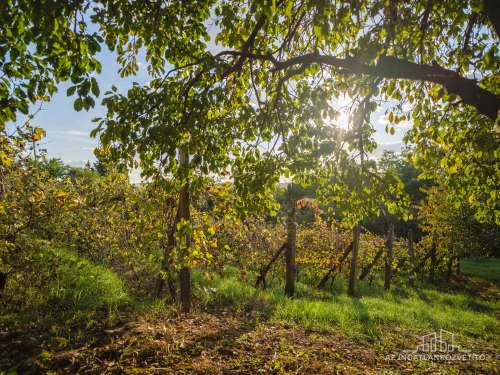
xmin=28 ymin=49 xmax=150 ymax=167
xmin=24 ymin=46 xmax=406 ymax=173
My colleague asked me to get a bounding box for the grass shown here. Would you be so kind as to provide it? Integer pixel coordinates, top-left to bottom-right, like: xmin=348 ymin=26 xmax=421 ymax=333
xmin=2 ymin=257 xmax=499 ymax=373
xmin=47 ymin=247 xmax=129 ymax=310
xmin=195 ymin=265 xmax=500 ymax=348
xmin=1 ymin=246 xmax=129 ymax=328
xmin=5 ymin=252 xmax=498 ymax=346
xmin=461 ymin=258 xmax=500 ymax=282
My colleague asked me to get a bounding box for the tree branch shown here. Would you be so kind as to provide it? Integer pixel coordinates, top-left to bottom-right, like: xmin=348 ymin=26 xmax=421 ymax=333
xmin=221 ymin=50 xmax=499 ymax=120
xmin=483 ymin=0 xmax=500 ymax=40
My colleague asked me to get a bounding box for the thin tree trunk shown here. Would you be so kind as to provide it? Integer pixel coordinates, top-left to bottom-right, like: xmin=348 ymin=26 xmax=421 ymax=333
xmin=178 ymin=149 xmax=191 ymax=313
xmin=408 ymin=228 xmax=415 ymax=286
xmin=0 ymin=272 xmax=7 ymax=298
xmin=0 ymin=169 xmax=5 ymax=298
xmin=154 ymin=196 xmax=183 ymax=300
xmin=154 ymin=223 xmax=178 ymax=300
xmin=456 ymin=256 xmax=461 ymax=275
xmin=429 ymin=239 xmax=437 ymax=283
xmin=384 ymin=223 xmax=394 ymax=290
xmin=348 ymin=226 xmax=360 ymax=297
xmin=285 ymin=187 xmax=297 ymax=297
xmin=446 ymin=256 xmax=454 ymax=283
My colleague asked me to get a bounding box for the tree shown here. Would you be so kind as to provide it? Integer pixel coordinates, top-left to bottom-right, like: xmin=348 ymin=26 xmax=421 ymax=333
xmin=362 ymin=150 xmax=432 ymax=240
xmin=314 ymin=90 xmax=410 ymax=296
xmin=3 ymin=2 xmax=498 ymax=224
xmin=2 ymin=0 xmax=498 ymax=302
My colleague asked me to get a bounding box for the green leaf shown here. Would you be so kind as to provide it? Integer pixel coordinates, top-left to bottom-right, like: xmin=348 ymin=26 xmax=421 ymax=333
xmin=74 ymin=98 xmax=83 ymax=111
xmin=67 ymin=86 xmax=76 ymax=96
xmin=91 ymin=77 xmax=100 ymax=97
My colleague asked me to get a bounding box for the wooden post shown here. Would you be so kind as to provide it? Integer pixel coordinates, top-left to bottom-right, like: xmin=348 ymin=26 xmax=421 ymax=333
xmin=285 ymin=185 xmax=297 ymax=297
xmin=384 ymin=223 xmax=394 ymax=290
xmin=348 ymin=226 xmax=360 ymax=296
xmin=178 ymin=149 xmax=191 ymax=313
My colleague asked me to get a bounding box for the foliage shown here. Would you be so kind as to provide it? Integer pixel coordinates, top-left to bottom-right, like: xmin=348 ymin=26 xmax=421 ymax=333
xmin=409 ymin=108 xmax=499 ymax=225
xmin=418 ymin=184 xmax=500 ymax=261
xmin=0 ymin=3 xmax=499 ymax=372
xmin=0 ymin=0 xmax=102 ymax=125
xmin=317 ymin=152 xmax=410 ymax=228
xmin=1 ymin=239 xmax=129 ymax=313
xmin=0 ymin=157 xmax=171 ymax=299
xmin=2 ymin=0 xmax=499 ymax=222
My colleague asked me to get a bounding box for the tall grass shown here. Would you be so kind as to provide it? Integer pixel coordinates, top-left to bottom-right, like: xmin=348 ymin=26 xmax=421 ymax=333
xmin=195 ymin=268 xmax=500 ymax=346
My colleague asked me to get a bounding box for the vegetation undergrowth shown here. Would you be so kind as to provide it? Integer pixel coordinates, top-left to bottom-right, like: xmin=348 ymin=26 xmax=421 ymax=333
xmin=194 ymin=267 xmax=500 ymax=348
xmin=1 ymin=244 xmax=130 ymax=329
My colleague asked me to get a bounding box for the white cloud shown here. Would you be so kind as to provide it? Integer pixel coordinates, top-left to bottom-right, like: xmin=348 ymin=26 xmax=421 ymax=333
xmin=51 ymin=129 xmax=90 ymax=137
xmin=370 ymin=142 xmax=404 ymax=158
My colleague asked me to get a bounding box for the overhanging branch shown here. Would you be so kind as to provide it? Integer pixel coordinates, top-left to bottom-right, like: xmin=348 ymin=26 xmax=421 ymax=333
xmin=219 ymin=50 xmax=500 ymax=120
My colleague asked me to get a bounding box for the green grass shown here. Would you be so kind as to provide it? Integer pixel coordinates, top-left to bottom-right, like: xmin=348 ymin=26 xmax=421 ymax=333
xmin=195 ymin=268 xmax=500 ymax=347
xmin=461 ymin=258 xmax=500 ymax=282
xmin=1 ymin=246 xmax=129 ymax=327
xmin=47 ymin=248 xmax=129 ymax=310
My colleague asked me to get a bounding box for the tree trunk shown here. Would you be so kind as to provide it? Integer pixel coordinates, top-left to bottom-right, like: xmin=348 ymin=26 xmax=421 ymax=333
xmin=446 ymin=256 xmax=454 ymax=283
xmin=348 ymin=226 xmax=360 ymax=297
xmin=456 ymin=257 xmax=461 ymax=275
xmin=384 ymin=224 xmax=394 ymax=290
xmin=285 ymin=187 xmax=297 ymax=297
xmin=0 ymin=272 xmax=7 ymax=298
xmin=154 ymin=224 xmax=178 ymax=300
xmin=429 ymin=239 xmax=437 ymax=283
xmin=178 ymin=149 xmax=191 ymax=313
xmin=408 ymin=228 xmax=415 ymax=286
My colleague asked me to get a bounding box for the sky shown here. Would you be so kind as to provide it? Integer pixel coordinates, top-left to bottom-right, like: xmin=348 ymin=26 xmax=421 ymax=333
xmin=20 ymin=41 xmax=407 ymax=181
xmin=26 ymin=49 xmax=150 ymax=168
